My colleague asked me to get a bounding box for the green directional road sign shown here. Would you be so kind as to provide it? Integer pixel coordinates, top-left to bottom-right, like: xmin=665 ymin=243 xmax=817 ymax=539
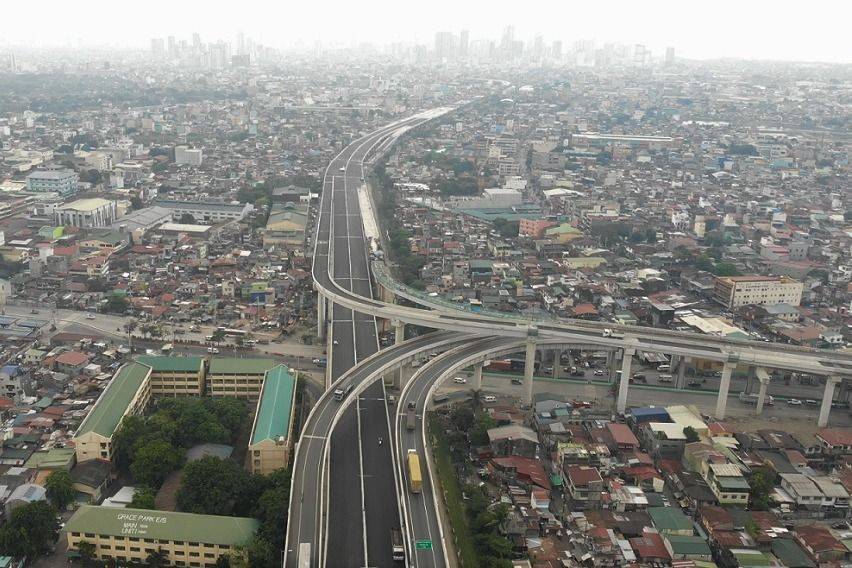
xmin=415 ymin=540 xmax=433 ymax=550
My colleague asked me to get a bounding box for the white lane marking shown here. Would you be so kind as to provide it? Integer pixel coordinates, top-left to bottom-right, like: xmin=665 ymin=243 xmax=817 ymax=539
xmin=356 ymin=394 xmax=370 ymax=567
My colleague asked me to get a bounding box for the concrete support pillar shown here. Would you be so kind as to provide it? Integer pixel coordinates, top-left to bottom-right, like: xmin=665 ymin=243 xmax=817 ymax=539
xmin=714 ymin=359 xmax=737 ymax=420
xmin=607 ymin=350 xmax=617 ymax=384
xmin=616 ymin=348 xmax=635 ymax=414
xmin=316 ymin=294 xmax=326 ymax=338
xmin=393 ymin=320 xmax=405 ymax=345
xmin=678 ymin=357 xmax=689 ymax=389
xmin=819 ymin=377 xmax=841 ymax=428
xmin=754 ymin=367 xmax=771 ymax=415
xmin=472 ymin=363 xmax=483 ymax=391
xmin=745 ymin=366 xmax=757 ymax=395
xmin=523 ymin=339 xmax=536 ymax=405
xmin=553 ymin=349 xmax=562 ymax=380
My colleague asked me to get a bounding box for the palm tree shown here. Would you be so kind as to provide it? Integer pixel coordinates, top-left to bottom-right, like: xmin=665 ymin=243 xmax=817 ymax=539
xmin=124 ymin=319 xmax=138 ymax=351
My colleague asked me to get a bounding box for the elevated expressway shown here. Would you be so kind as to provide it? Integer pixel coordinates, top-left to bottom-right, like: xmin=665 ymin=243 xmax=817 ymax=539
xmin=290 ymin=108 xmax=852 ymax=567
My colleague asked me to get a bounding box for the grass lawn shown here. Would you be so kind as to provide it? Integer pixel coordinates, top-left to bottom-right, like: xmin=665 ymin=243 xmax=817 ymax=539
xmin=428 ymin=413 xmax=479 ymax=567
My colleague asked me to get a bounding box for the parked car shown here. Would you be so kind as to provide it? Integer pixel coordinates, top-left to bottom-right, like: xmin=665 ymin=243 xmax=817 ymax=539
xmin=804 ymin=399 xmax=818 ymax=406
xmin=453 ymin=377 xmax=467 ymax=384
xmin=593 ymin=369 xmax=605 ymax=376
xmin=207 ymin=347 xmax=220 ymax=354
xmin=787 ymin=398 xmax=803 ymax=406
xmin=511 ymin=378 xmax=522 ymax=385
xmin=483 ymin=395 xmax=497 ymax=403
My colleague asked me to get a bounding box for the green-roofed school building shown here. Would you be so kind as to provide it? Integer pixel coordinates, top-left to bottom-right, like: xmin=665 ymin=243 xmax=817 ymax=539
xmin=74 ymin=362 xmax=152 ymax=463
xmin=248 ymin=365 xmax=297 ymax=474
xmin=206 ymin=358 xmax=277 ymax=399
xmin=136 ymin=356 xmax=205 ymax=396
xmin=65 ymin=505 xmax=259 ymax=566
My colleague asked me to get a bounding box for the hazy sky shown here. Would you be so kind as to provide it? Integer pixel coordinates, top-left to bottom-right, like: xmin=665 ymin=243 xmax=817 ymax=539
xmin=3 ymin=0 xmax=850 ymax=63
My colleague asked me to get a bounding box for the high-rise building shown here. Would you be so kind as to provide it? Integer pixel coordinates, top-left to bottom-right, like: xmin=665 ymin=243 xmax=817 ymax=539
xmin=665 ymin=46 xmax=676 ymax=66
xmin=434 ymin=31 xmax=456 ymax=60
xmin=459 ymin=30 xmax=469 ymax=57
xmin=150 ymin=38 xmax=165 ymax=59
xmin=167 ymin=35 xmax=177 ymax=58
xmin=551 ymin=40 xmax=563 ymax=60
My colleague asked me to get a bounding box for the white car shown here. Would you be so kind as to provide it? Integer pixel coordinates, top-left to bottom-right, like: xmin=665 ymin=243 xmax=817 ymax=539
xmin=207 ymin=347 xmax=219 ymax=354
xmin=453 ymin=377 xmax=467 ymax=384
xmin=787 ymin=398 xmax=803 ymax=406
xmin=85 ymin=313 xmax=96 ymax=320
xmin=483 ymin=395 xmax=497 ymax=403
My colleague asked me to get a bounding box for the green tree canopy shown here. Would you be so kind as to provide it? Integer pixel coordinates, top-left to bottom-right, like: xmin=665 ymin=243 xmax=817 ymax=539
xmin=177 ymin=457 xmax=245 ymax=516
xmin=0 ymin=501 xmax=58 ymax=558
xmin=749 ymin=470 xmax=776 ymax=510
xmin=130 ymin=440 xmax=184 ymax=487
xmin=129 ymin=486 xmax=157 ymax=510
xmin=45 ymin=470 xmax=75 ymax=510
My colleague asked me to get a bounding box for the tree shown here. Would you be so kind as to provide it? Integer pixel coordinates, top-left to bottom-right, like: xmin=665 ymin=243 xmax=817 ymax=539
xmin=146 ymin=548 xmax=168 ymax=567
xmin=130 ymin=440 xmax=184 ymax=487
xmin=749 ymin=470 xmax=775 ymax=510
xmin=77 ymin=540 xmax=97 ymax=567
xmin=713 ymin=262 xmax=740 ymax=277
xmin=129 ymin=486 xmax=157 ymax=510
xmin=123 ymin=319 xmax=138 ymax=350
xmin=0 ymin=501 xmax=58 ymax=558
xmin=204 ymin=398 xmax=247 ymax=440
xmin=174 ymin=404 xmax=228 ymax=447
xmin=492 ymin=218 xmax=520 ymax=239
xmin=211 ymin=329 xmax=226 ymax=345
xmin=683 ymin=426 xmax=700 ymax=443
xmin=245 ymin=536 xmax=277 ymax=568
xmin=45 ymin=470 xmax=75 ymax=510
xmin=452 ymin=406 xmax=475 ymax=431
xmin=106 ymin=294 xmax=129 ymax=314
xmin=179 ymin=213 xmax=197 ymax=224
xmin=695 ymin=255 xmax=714 ymax=272
xmin=469 ymin=412 xmax=496 ymax=446
xmin=130 ymin=196 xmax=144 ymax=211
xmin=177 ymin=457 xmax=245 ymax=516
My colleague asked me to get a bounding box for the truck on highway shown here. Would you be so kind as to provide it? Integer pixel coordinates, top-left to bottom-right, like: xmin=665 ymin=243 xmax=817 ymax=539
xmin=406 ymin=404 xmax=416 ymax=430
xmin=602 ymin=328 xmax=624 ymax=339
xmin=391 ymin=527 xmax=405 ymax=563
xmin=333 ymin=382 xmax=353 ymax=401
xmin=739 ymin=392 xmax=774 ymax=406
xmin=298 ymin=543 xmax=311 ymax=568
xmin=407 ymin=449 xmax=422 ymax=493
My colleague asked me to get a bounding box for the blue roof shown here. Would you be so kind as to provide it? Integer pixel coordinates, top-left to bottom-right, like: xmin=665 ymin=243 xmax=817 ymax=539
xmin=629 ymin=407 xmax=671 ymax=421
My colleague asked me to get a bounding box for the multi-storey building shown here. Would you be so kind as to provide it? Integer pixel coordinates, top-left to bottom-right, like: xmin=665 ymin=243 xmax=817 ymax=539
xmin=65 ymin=506 xmax=258 ymax=567
xmin=74 ymin=363 xmax=153 ymax=462
xmin=26 ymin=169 xmax=78 ymax=196
xmin=713 ymin=275 xmax=803 ymax=309
xmin=205 ymin=358 xmax=276 ymax=399
xmin=247 ymin=365 xmax=297 ymax=474
xmin=55 ymin=198 xmax=118 ymax=228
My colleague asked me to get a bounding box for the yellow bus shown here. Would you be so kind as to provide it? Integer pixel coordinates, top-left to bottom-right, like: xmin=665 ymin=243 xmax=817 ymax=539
xmin=407 ymin=449 xmax=422 ymax=494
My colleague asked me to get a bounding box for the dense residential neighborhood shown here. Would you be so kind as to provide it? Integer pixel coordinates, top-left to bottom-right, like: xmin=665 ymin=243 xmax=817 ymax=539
xmin=0 ymin=19 xmax=850 ymax=568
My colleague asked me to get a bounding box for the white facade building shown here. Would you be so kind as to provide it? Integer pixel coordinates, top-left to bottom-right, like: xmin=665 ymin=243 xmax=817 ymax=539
xmin=55 ymin=198 xmax=118 ymax=228
xmin=175 ymin=145 xmax=203 ymax=166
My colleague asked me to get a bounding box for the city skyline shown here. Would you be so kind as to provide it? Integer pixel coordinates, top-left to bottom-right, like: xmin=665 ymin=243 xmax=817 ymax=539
xmin=1 ymin=0 xmax=850 ymax=64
